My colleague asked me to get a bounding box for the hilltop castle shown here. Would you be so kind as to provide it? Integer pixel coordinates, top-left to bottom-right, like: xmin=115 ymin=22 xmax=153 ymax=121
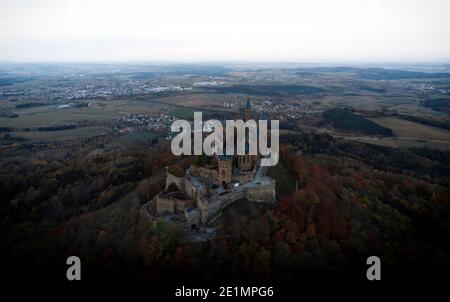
xmin=154 ymin=99 xmax=276 ymax=229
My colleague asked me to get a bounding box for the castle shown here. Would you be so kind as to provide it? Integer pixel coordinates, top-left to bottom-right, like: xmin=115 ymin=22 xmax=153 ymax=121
xmin=154 ymin=99 xmax=276 ymax=229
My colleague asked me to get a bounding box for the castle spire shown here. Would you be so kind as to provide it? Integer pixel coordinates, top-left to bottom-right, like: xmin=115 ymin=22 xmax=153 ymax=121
xmin=246 ymin=98 xmax=251 ymax=109
xmin=244 ymin=98 xmax=252 ymax=121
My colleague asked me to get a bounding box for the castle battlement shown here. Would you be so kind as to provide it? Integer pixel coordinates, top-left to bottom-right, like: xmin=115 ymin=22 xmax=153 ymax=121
xmin=155 ymin=191 xmax=193 ymax=216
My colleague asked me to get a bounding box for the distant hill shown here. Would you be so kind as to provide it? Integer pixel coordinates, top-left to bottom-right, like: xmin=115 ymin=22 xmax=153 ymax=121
xmin=323 ymin=108 xmax=393 ymax=136
xmin=354 ymin=68 xmax=450 ymax=80
xmin=295 ymin=66 xmax=450 ymax=80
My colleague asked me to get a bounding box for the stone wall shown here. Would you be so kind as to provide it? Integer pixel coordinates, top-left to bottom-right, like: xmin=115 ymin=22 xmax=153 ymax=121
xmin=246 ymin=181 xmax=276 ymax=203
xmin=155 ymin=194 xmax=175 ymax=215
xmin=183 ymin=183 xmax=276 ymax=227
xmin=203 ymin=187 xmax=247 ymax=224
xmin=201 ymin=182 xmax=275 ymax=224
xmin=175 ymin=199 xmax=193 ymax=213
xmin=155 ymin=193 xmax=193 ymax=215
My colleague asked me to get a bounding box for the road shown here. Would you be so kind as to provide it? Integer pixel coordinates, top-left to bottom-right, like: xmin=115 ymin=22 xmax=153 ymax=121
xmin=140 ymin=199 xmax=152 ymax=219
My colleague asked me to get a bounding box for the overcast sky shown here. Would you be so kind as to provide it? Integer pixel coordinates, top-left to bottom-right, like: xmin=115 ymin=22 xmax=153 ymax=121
xmin=1 ymin=0 xmax=449 ymax=63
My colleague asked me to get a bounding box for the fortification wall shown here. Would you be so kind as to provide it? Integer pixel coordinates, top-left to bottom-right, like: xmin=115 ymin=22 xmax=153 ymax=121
xmin=176 ymin=199 xmax=193 ymax=212
xmin=204 ymin=187 xmax=246 ymax=224
xmin=156 ymin=193 xmax=194 ymax=215
xmin=156 ymin=194 xmax=175 ymax=215
xmin=246 ymin=181 xmax=276 ymax=203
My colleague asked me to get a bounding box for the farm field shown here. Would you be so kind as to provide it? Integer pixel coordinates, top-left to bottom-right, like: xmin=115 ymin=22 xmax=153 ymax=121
xmin=369 ymin=117 xmax=450 ymax=141
xmin=12 ymin=126 xmax=109 ymax=142
xmin=0 ymin=99 xmax=165 ymax=129
xmin=344 ymin=135 xmax=450 ymax=150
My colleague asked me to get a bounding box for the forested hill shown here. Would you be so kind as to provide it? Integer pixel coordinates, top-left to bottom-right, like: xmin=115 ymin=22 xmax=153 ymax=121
xmin=323 ymin=108 xmax=393 ymax=136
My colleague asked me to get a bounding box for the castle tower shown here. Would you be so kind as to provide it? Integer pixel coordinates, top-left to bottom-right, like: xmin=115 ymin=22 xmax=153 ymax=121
xmin=206 ymin=173 xmax=213 ymax=197
xmin=217 ymin=155 xmax=232 ymax=187
xmin=237 ymin=99 xmax=257 ymax=171
xmin=244 ymin=98 xmax=252 ymax=121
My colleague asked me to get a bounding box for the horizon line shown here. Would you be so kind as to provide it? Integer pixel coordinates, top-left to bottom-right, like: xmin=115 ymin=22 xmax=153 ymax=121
xmin=1 ymin=60 xmax=450 ymax=66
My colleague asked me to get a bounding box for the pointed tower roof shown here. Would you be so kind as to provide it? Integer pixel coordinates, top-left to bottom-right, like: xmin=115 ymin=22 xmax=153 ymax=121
xmin=245 ymin=98 xmax=251 ymax=109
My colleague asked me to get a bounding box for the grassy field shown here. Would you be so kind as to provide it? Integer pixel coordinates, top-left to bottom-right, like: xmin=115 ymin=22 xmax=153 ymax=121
xmin=344 ymin=136 xmax=450 ymax=150
xmin=170 ymin=105 xmax=230 ymax=120
xmin=377 ymin=96 xmax=419 ymax=105
xmin=0 ymin=99 xmax=164 ymax=129
xmin=153 ymin=93 xmax=274 ymax=110
xmin=0 ymin=106 xmax=119 ymax=128
xmin=93 ymin=99 xmax=166 ymax=115
xmin=0 ymin=98 xmax=166 ymax=142
xmin=369 ymin=117 xmax=450 ymax=141
xmin=13 ymin=126 xmax=109 ymax=142
xmin=315 ymin=94 xmax=441 ymax=115
xmin=303 ymin=123 xmax=450 ymax=150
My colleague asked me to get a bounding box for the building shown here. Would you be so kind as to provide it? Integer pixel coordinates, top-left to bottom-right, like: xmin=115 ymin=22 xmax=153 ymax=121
xmin=217 ymin=155 xmax=232 ymax=186
xmin=153 ymin=99 xmax=276 ymax=229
